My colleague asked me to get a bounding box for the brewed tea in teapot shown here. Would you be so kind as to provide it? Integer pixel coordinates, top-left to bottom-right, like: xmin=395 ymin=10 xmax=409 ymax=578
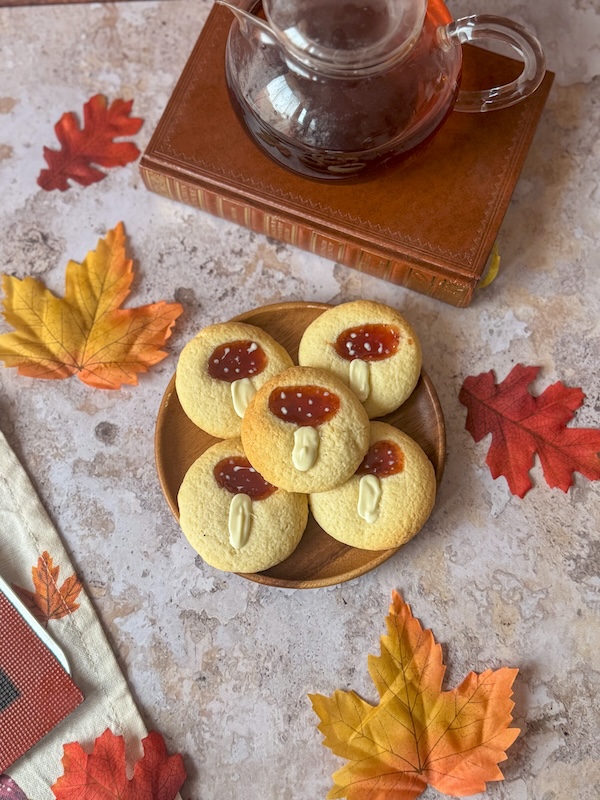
xmin=218 ymin=0 xmax=545 ymax=180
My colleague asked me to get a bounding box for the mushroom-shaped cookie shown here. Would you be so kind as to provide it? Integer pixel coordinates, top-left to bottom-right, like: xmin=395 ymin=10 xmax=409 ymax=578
xmin=178 ymin=439 xmax=308 ymax=573
xmin=309 ymin=422 xmax=436 ymax=550
xmin=241 ymin=366 xmax=370 ymax=494
xmin=176 ymin=322 xmax=294 ymax=438
xmin=298 ymin=300 xmax=422 ymax=418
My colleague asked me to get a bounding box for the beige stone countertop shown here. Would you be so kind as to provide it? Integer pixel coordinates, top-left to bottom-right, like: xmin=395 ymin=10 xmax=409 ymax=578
xmin=0 ymin=1 xmax=599 ymax=798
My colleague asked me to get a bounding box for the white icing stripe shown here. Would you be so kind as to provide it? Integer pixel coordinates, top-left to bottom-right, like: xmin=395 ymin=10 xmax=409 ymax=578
xmin=357 ymin=474 xmax=382 ymax=523
xmin=229 ymin=493 xmax=252 ymax=549
xmin=292 ymin=426 xmax=319 ymax=471
xmin=231 ymin=377 xmax=256 ymax=418
xmin=349 ymin=358 xmax=370 ymax=402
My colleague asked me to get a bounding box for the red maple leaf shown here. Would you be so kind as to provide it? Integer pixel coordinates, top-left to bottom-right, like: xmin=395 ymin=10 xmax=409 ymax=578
xmin=459 ymin=364 xmax=600 ymax=497
xmin=38 ymin=94 xmax=143 ymax=192
xmin=52 ymin=729 xmax=186 ymax=800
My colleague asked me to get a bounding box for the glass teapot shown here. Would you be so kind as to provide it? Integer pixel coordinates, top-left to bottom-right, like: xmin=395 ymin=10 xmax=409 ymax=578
xmin=217 ymin=0 xmax=545 ymax=180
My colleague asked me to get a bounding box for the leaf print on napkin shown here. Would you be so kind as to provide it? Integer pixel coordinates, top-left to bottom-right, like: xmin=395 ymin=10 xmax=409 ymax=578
xmin=12 ymin=551 xmax=82 ymax=626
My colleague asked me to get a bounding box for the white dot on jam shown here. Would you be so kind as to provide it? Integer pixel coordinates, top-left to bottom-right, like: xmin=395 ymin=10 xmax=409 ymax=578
xmin=306 ymin=412 xmax=312 ymax=418
xmin=224 ymin=347 xmax=230 ymax=354
xmin=350 ymin=333 xmax=356 ymax=338
xmin=223 ymin=367 xmax=229 ymax=373
xmin=324 ymin=407 xmax=330 ymax=412
xmin=296 ymin=392 xmax=302 ymax=398
xmin=249 ymin=467 xmax=255 ymax=472
xmin=280 ymin=392 xmax=286 ymax=399
xmin=308 ymin=399 xmax=313 ymax=405
xmin=213 ymin=358 xmax=219 ymax=364
xmin=324 ymin=391 xmax=329 ymax=396
xmin=281 ymin=407 xmax=288 ymax=414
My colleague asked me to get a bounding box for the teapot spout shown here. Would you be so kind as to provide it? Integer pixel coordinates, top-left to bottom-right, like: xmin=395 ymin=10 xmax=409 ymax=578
xmin=216 ymin=0 xmax=277 ymax=44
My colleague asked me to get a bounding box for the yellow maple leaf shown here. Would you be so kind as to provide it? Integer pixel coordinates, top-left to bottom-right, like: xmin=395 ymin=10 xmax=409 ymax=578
xmin=0 ymin=222 xmax=183 ymax=389
xmin=310 ymin=591 xmax=519 ymax=799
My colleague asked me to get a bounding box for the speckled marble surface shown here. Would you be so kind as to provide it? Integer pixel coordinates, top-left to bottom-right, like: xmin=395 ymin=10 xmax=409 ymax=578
xmin=1 ymin=1 xmax=599 ymax=798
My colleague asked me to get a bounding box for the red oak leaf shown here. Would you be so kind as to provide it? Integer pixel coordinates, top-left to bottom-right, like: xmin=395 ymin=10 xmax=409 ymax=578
xmin=38 ymin=94 xmax=143 ymax=192
xmin=52 ymin=729 xmax=186 ymax=800
xmin=459 ymin=364 xmax=600 ymax=497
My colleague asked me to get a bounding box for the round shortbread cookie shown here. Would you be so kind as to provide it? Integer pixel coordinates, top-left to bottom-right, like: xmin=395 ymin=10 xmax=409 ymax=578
xmin=309 ymin=421 xmax=436 ymax=550
xmin=178 ymin=438 xmax=308 ymax=573
xmin=241 ymin=366 xmax=370 ymax=494
xmin=175 ymin=322 xmax=294 ymax=438
xmin=298 ymin=300 xmax=422 ymax=418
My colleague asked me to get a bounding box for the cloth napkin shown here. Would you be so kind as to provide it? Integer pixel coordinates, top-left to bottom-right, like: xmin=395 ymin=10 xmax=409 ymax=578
xmin=0 ymin=428 xmax=148 ymax=798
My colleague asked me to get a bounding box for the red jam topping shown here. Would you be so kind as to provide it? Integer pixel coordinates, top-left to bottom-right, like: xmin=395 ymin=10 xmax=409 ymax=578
xmin=213 ymin=457 xmax=277 ymax=501
xmin=208 ymin=340 xmax=267 ymax=383
xmin=356 ymin=440 xmax=404 ymax=478
xmin=268 ymin=385 xmax=340 ymax=427
xmin=334 ymin=324 xmax=400 ymax=362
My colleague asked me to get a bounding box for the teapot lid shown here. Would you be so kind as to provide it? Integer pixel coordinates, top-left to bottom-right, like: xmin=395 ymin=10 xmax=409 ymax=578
xmin=264 ymin=0 xmax=427 ymax=74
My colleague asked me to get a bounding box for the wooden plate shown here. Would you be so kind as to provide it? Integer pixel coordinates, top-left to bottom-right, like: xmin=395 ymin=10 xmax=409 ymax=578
xmin=155 ymin=301 xmax=446 ymax=588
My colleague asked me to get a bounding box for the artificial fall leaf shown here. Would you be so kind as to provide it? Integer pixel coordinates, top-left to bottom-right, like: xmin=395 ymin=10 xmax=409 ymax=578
xmin=38 ymin=94 xmax=143 ymax=192
xmin=12 ymin=551 xmax=82 ymax=625
xmin=52 ymin=729 xmax=186 ymax=800
xmin=0 ymin=222 xmax=183 ymax=389
xmin=459 ymin=364 xmax=600 ymax=498
xmin=310 ymin=591 xmax=519 ymax=800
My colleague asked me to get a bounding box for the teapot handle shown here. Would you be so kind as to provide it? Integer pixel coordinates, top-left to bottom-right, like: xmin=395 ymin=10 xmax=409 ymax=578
xmin=440 ymin=15 xmax=546 ymax=112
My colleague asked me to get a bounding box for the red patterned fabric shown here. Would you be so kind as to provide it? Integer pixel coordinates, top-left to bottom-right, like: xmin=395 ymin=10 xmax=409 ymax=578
xmin=0 ymin=592 xmax=83 ymax=771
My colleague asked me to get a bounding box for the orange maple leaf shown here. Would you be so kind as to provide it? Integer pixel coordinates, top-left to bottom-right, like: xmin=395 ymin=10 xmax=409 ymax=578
xmin=12 ymin=551 xmax=82 ymax=625
xmin=310 ymin=591 xmax=519 ymax=799
xmin=52 ymin=728 xmax=186 ymax=800
xmin=0 ymin=222 xmax=183 ymax=389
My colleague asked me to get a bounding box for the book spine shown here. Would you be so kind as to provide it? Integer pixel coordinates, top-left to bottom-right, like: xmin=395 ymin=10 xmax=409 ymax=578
xmin=140 ymin=165 xmax=475 ymax=307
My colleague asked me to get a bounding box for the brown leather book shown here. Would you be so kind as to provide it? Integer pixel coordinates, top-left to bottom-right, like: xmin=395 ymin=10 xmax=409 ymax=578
xmin=140 ymin=4 xmax=554 ymax=307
